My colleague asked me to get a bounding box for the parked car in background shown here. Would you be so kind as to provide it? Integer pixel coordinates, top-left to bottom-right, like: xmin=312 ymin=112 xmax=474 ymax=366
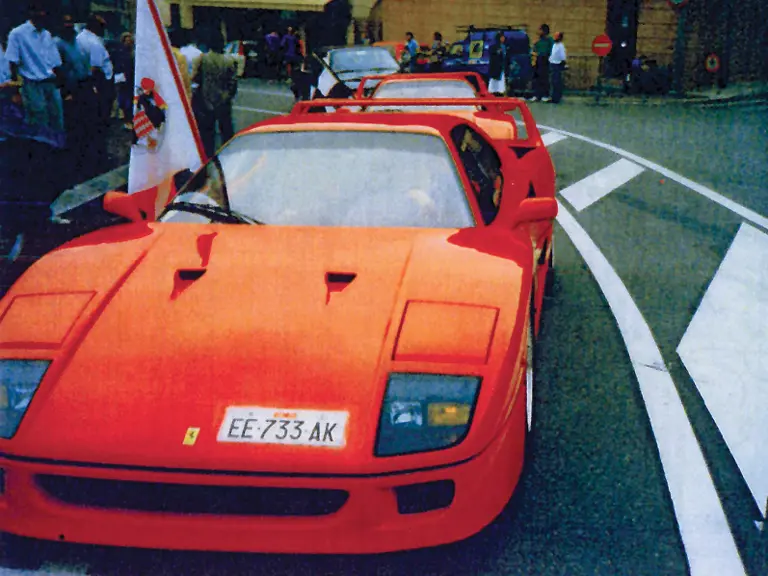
xmin=353 ymin=72 xmax=517 ymax=140
xmin=319 ymin=46 xmax=400 ymax=92
xmin=446 ymin=26 xmax=533 ymax=95
xmin=441 ymin=42 xmax=467 ymax=72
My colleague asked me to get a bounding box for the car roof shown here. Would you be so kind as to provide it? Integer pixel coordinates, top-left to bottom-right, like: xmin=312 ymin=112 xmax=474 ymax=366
xmin=356 ymin=73 xmax=490 ymax=98
xmin=242 ymin=111 xmax=473 ymax=139
xmin=328 ymin=46 xmax=389 ymax=53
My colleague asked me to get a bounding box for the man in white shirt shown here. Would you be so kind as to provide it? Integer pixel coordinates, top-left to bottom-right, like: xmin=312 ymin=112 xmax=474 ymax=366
xmin=548 ymin=32 xmax=567 ymax=103
xmin=180 ymin=38 xmax=204 ymax=93
xmin=4 ymin=2 xmax=64 ymax=135
xmin=76 ymin=15 xmax=113 ymax=81
xmin=0 ymin=41 xmax=13 ymax=144
xmin=0 ymin=42 xmax=12 ymax=85
xmin=77 ymin=14 xmax=114 ymax=121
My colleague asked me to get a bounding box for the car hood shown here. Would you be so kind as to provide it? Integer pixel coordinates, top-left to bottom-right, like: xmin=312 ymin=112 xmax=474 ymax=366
xmin=4 ymin=224 xmax=527 ymax=473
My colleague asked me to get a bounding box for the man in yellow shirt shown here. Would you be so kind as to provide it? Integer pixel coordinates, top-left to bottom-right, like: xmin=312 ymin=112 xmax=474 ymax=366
xmin=169 ymin=29 xmax=191 ymax=104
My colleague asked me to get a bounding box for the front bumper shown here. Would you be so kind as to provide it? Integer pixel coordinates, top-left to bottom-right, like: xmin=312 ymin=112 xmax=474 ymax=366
xmin=0 ymin=397 xmax=525 ymax=554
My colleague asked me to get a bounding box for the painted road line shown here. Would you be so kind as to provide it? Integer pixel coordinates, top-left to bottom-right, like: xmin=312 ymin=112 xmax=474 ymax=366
xmin=239 ymin=86 xmax=295 ymax=98
xmin=51 ymin=164 xmax=129 ymax=217
xmin=233 ymin=105 xmax=284 ymax=115
xmin=677 ymin=222 xmax=768 ymax=517
xmin=557 ymin=201 xmax=745 ymax=575
xmin=559 ymin=158 xmax=645 ymax=211
xmin=541 ymin=132 xmax=568 ymax=147
xmin=538 ymin=124 xmax=768 ymax=231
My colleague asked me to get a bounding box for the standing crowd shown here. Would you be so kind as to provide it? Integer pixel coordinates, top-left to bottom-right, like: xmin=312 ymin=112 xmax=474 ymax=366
xmin=0 ymin=5 xmax=120 ymax=181
xmin=263 ymin=26 xmax=305 ymax=83
xmin=0 ymin=1 xmax=242 ymax=262
xmin=0 ymin=1 xmax=124 ymax=252
xmin=398 ymin=25 xmax=567 ymax=103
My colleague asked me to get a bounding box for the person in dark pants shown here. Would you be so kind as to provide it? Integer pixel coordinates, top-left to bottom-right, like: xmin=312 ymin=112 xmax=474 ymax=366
xmin=290 ymin=56 xmax=314 ymax=101
xmin=405 ymin=32 xmax=419 ymax=73
xmin=54 ymin=13 xmax=95 ymax=188
xmin=488 ymin=33 xmax=509 ymax=96
xmin=281 ymin=27 xmax=300 ymax=81
xmin=265 ymin=29 xmax=281 ymax=82
xmin=530 ymin=24 xmax=553 ymax=102
xmin=192 ymin=30 xmax=238 ymax=158
xmin=549 ymin=32 xmax=567 ymax=104
xmin=429 ymin=32 xmax=445 ymax=73
xmin=113 ymin=32 xmax=135 ymax=130
xmin=76 ymin=14 xmax=114 ymax=171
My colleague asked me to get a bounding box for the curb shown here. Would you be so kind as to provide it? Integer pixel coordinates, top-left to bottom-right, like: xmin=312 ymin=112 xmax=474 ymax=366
xmin=557 ymin=90 xmax=768 ymax=106
xmin=50 ymin=164 xmax=128 ymax=217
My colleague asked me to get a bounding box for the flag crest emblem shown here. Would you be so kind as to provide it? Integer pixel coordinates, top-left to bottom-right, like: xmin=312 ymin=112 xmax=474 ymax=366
xmin=133 ymin=76 xmax=168 ymax=151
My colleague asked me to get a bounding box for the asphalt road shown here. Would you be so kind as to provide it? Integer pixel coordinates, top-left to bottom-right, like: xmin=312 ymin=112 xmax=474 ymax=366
xmin=0 ymin=80 xmax=766 ymax=575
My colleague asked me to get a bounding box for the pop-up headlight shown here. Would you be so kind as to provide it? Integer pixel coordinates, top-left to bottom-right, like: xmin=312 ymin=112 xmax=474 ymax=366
xmin=0 ymin=360 xmax=50 ymax=439
xmin=376 ymin=373 xmax=480 ymax=457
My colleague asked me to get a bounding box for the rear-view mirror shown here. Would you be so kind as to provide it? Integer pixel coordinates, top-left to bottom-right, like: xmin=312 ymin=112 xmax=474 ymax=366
xmin=103 ymin=191 xmax=146 ymax=222
xmin=509 ymin=197 xmax=558 ymax=228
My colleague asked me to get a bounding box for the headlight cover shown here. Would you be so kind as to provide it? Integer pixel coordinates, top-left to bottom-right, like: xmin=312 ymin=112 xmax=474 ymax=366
xmin=376 ymin=373 xmax=480 ymax=457
xmin=0 ymin=360 xmax=50 ymax=439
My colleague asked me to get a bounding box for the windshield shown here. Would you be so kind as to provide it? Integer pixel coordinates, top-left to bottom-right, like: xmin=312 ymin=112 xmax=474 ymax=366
xmin=371 ymin=80 xmax=479 ymax=111
xmin=330 ymin=48 xmax=399 ymax=73
xmin=162 ymin=131 xmax=473 ymax=228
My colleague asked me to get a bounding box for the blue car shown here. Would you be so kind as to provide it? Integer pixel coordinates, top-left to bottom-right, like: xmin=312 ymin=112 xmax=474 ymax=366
xmin=442 ymin=27 xmax=533 ymax=94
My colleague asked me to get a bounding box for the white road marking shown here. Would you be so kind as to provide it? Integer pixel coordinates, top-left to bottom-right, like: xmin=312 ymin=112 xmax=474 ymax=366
xmin=677 ymin=222 xmax=768 ymax=516
xmin=537 ymin=124 xmax=768 ymax=231
xmin=557 ymin=201 xmax=746 ymax=575
xmin=559 ymin=158 xmax=645 ymax=211
xmin=239 ymin=86 xmax=295 ymax=98
xmin=541 ymin=132 xmax=568 ymax=147
xmin=233 ymin=105 xmax=283 ymax=115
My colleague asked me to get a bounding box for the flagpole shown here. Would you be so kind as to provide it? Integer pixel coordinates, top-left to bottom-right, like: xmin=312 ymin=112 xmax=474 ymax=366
xmin=144 ymin=0 xmax=207 ymax=163
xmin=313 ymin=52 xmax=343 ymax=85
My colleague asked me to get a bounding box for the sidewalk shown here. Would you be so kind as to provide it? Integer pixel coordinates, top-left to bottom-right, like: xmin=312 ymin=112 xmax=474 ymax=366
xmin=558 ymin=80 xmax=768 ymax=106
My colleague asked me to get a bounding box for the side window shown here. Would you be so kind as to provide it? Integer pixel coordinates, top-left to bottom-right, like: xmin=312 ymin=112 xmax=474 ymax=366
xmin=451 ymin=125 xmax=503 ymax=224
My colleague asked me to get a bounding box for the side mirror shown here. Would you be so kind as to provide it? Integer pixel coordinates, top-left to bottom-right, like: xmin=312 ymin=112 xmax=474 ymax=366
xmin=103 ymin=191 xmax=146 ymax=222
xmin=508 ymin=197 xmax=558 ymax=228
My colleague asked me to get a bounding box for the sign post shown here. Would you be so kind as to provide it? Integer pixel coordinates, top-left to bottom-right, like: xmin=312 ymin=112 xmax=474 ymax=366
xmin=669 ymin=0 xmax=691 ymax=96
xmin=591 ymin=34 xmax=613 ymax=104
xmin=705 ymin=53 xmax=721 ymax=74
xmin=705 ymin=53 xmax=721 ymax=90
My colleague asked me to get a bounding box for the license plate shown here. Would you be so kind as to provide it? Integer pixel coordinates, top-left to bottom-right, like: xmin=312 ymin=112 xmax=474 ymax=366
xmin=217 ymin=406 xmax=349 ymax=448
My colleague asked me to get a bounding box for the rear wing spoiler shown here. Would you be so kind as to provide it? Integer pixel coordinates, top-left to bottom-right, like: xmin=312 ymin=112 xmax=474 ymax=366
xmin=353 ymin=72 xmax=490 ymax=99
xmin=290 ymin=97 xmax=543 ymax=147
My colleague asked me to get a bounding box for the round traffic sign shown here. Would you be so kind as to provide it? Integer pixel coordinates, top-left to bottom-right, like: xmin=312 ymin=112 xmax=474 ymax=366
xmin=667 ymin=0 xmax=691 ymax=8
xmin=705 ymin=53 xmax=721 ymax=73
xmin=591 ymin=34 xmax=613 ymax=57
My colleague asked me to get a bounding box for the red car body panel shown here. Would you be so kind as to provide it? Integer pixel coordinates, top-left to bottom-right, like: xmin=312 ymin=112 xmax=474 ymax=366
xmin=0 ymin=103 xmax=556 ymax=553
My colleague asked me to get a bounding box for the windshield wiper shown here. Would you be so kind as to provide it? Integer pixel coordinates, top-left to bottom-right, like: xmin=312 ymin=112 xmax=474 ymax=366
xmin=164 ymin=202 xmax=263 ymax=225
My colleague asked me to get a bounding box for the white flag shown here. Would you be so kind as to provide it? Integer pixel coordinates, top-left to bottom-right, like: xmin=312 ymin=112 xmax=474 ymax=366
xmin=128 ymin=0 xmax=205 ymax=195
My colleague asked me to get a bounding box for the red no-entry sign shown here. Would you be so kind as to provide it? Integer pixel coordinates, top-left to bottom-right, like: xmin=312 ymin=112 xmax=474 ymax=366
xmin=705 ymin=53 xmax=721 ymax=73
xmin=591 ymin=34 xmax=613 ymax=57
